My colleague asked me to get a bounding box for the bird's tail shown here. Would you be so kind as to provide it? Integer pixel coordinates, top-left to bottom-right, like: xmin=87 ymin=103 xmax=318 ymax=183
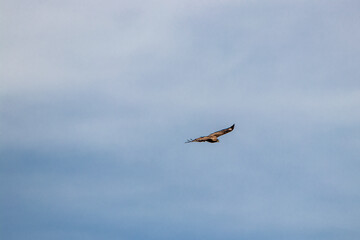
xmin=185 ymin=139 xmax=194 ymax=143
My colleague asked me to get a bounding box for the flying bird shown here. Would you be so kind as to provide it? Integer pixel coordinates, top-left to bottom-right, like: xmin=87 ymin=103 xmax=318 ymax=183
xmin=185 ymin=124 xmax=235 ymax=143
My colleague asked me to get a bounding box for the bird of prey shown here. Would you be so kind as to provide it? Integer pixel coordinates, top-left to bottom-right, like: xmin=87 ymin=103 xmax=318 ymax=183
xmin=185 ymin=124 xmax=235 ymax=143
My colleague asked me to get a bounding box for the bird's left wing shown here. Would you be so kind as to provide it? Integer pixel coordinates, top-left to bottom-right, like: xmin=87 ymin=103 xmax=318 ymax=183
xmin=209 ymin=124 xmax=235 ymax=137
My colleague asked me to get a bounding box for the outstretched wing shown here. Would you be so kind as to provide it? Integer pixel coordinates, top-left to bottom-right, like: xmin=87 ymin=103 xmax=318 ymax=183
xmin=185 ymin=136 xmax=210 ymax=143
xmin=208 ymin=124 xmax=235 ymax=137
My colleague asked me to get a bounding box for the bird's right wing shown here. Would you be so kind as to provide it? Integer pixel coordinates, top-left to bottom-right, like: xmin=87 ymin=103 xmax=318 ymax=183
xmin=185 ymin=136 xmax=209 ymax=143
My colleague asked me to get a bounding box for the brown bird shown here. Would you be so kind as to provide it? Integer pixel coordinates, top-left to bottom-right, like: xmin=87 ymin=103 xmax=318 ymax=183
xmin=185 ymin=124 xmax=235 ymax=143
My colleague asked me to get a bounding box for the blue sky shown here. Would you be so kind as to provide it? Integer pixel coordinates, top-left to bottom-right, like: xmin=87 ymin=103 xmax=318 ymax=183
xmin=1 ymin=0 xmax=360 ymax=239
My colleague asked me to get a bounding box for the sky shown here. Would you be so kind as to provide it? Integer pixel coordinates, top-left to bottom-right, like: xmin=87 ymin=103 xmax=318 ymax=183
xmin=1 ymin=0 xmax=360 ymax=239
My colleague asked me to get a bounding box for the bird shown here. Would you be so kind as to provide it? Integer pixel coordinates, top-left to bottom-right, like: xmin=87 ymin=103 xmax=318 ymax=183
xmin=185 ymin=124 xmax=235 ymax=143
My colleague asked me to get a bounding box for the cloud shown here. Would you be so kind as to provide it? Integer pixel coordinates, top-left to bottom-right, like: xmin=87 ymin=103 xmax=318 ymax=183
xmin=1 ymin=0 xmax=360 ymax=239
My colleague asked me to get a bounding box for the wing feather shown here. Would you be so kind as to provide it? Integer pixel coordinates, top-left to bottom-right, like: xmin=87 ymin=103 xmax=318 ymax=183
xmin=208 ymin=124 xmax=235 ymax=137
xmin=185 ymin=136 xmax=210 ymax=143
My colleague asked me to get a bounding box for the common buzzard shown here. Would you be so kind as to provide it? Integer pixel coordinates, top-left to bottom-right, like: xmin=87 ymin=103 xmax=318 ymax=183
xmin=185 ymin=124 xmax=235 ymax=143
